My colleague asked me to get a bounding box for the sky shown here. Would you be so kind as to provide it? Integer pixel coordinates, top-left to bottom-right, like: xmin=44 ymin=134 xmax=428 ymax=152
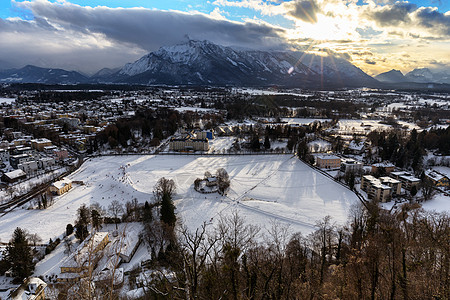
xmin=0 ymin=0 xmax=449 ymax=75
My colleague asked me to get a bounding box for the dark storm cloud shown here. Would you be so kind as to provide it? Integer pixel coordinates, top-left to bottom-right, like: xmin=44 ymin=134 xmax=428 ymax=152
xmin=414 ymin=7 xmax=450 ymax=36
xmin=15 ymin=0 xmax=287 ymax=51
xmin=287 ymin=0 xmax=320 ymax=23
xmin=367 ymin=2 xmax=417 ymax=26
xmin=365 ymin=2 xmax=450 ymax=38
xmin=0 ymin=0 xmax=288 ymax=72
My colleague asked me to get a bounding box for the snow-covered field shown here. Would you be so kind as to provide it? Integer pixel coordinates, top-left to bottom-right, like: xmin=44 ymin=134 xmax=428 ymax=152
xmin=333 ymin=119 xmax=420 ymax=135
xmin=0 ymin=155 xmax=363 ymax=243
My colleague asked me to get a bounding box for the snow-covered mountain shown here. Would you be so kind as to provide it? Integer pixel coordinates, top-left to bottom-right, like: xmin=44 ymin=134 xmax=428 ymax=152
xmin=375 ymin=69 xmax=407 ymax=83
xmin=0 ymin=65 xmax=89 ymax=84
xmin=114 ymin=40 xmax=378 ymax=88
xmin=405 ymin=68 xmax=450 ymax=84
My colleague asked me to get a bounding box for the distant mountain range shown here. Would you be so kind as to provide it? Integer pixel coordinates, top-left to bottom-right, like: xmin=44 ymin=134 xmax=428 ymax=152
xmin=0 ymin=40 xmax=448 ymax=89
xmin=375 ymin=68 xmax=450 ymax=85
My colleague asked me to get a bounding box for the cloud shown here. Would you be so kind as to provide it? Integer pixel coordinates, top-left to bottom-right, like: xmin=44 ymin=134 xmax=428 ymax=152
xmin=287 ymin=0 xmax=320 ymax=23
xmin=364 ymin=2 xmax=450 ymax=39
xmin=366 ymin=2 xmax=417 ymax=27
xmin=0 ymin=0 xmax=288 ymax=73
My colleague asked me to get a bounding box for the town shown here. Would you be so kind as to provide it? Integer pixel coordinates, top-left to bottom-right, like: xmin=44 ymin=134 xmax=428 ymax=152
xmin=0 ymin=86 xmax=448 ymax=299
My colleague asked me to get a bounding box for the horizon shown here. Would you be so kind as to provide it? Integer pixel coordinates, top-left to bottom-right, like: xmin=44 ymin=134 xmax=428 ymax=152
xmin=0 ymin=0 xmax=449 ymax=75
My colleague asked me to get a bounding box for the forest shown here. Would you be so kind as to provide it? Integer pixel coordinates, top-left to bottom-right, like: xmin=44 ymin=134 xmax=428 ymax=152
xmin=142 ymin=201 xmax=449 ymax=300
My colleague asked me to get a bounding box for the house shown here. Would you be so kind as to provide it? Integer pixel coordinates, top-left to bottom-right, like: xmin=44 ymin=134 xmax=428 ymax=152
xmin=8 ymin=277 xmax=47 ymax=300
xmin=340 ymin=158 xmax=363 ymax=174
xmin=49 ymin=178 xmax=72 ymax=195
xmin=361 ymin=175 xmax=392 ymax=202
xmin=371 ymin=162 xmax=395 ymax=174
xmin=347 ymin=140 xmax=365 ymax=155
xmin=58 ymin=232 xmax=109 ymax=282
xmin=31 ymin=138 xmax=52 ymax=151
xmin=390 ymin=171 xmax=421 ymax=191
xmin=425 ymin=169 xmax=449 ymax=187
xmin=315 ymin=154 xmax=341 ymax=169
xmin=2 ymin=169 xmax=26 ymax=183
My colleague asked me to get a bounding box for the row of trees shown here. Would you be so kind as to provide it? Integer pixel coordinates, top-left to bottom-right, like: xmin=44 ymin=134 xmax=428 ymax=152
xmin=145 ymin=203 xmax=449 ymax=300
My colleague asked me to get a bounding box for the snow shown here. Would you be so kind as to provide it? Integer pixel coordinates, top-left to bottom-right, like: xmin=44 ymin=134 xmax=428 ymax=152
xmin=0 ymin=97 xmax=15 ymax=104
xmin=281 ymin=118 xmax=331 ymax=125
xmin=0 ymin=155 xmax=361 ymax=243
xmin=421 ymin=193 xmax=450 ymax=213
xmin=207 ymin=137 xmax=235 ymax=153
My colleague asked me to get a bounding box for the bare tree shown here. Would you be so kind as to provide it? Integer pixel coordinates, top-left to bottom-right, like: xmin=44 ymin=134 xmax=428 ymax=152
xmin=108 ymin=200 xmax=124 ymax=230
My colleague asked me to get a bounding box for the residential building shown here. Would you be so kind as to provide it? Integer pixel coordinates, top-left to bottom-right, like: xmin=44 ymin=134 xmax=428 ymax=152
xmin=371 ymin=162 xmax=395 ymax=174
xmin=316 ymin=154 xmax=341 ymax=169
xmin=58 ymin=232 xmax=109 ymax=282
xmin=38 ymin=157 xmax=56 ymax=169
xmin=31 ymin=138 xmax=52 ymax=151
xmin=9 ymin=277 xmax=47 ymax=300
xmin=379 ymin=176 xmax=402 ymax=195
xmin=10 ymin=154 xmax=33 ymax=169
xmin=425 ymin=170 xmax=449 ymax=187
xmin=169 ymin=138 xmax=209 ymax=151
xmin=340 ymin=158 xmax=363 ymax=174
xmin=391 ymin=171 xmax=421 ymax=191
xmin=361 ymin=175 xmax=392 ymax=202
xmin=0 ymin=148 xmax=10 ymax=162
xmin=49 ymin=178 xmax=72 ymax=195
xmin=19 ymin=160 xmax=38 ymax=175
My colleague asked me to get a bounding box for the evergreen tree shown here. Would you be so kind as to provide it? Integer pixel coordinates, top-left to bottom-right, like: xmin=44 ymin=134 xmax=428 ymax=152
xmin=160 ymin=192 xmax=176 ymax=227
xmin=91 ymin=209 xmax=102 ymax=231
xmin=5 ymin=227 xmax=34 ymax=280
xmin=66 ymin=224 xmax=74 ymax=236
xmin=264 ymin=135 xmax=271 ymax=150
xmin=154 ymin=178 xmax=176 ymax=227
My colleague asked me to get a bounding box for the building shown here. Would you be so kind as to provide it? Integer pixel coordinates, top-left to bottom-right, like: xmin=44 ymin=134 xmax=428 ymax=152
xmin=0 ymin=148 xmax=10 ymax=162
xmin=315 ymin=154 xmax=341 ymax=169
xmin=195 ymin=130 xmax=215 ymax=140
xmin=9 ymin=277 xmax=47 ymax=300
xmin=371 ymin=162 xmax=395 ymax=174
xmin=361 ymin=175 xmax=392 ymax=202
xmin=169 ymin=137 xmax=209 ymax=151
xmin=10 ymin=154 xmax=33 ymax=169
xmin=390 ymin=171 xmax=421 ymax=191
xmin=49 ymin=178 xmax=72 ymax=195
xmin=379 ymin=176 xmax=402 ymax=195
xmin=31 ymin=138 xmax=52 ymax=151
xmin=59 ymin=232 xmax=109 ymax=282
xmin=2 ymin=169 xmax=26 ymax=183
xmin=38 ymin=157 xmax=56 ymax=169
xmin=19 ymin=160 xmax=38 ymax=175
xmin=54 ymin=148 xmax=69 ymax=161
xmin=340 ymin=158 xmax=363 ymax=174
xmin=425 ymin=170 xmax=449 ymax=187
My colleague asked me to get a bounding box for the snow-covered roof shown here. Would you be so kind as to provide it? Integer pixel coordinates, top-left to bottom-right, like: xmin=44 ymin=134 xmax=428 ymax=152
xmin=316 ymin=154 xmax=340 ymax=160
xmin=51 ymin=178 xmax=72 ymax=190
xmin=425 ymin=170 xmax=447 ymax=182
xmin=372 ymin=162 xmax=395 ymax=168
xmin=3 ymin=169 xmax=26 ymax=179
xmin=9 ymin=277 xmax=46 ymax=300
